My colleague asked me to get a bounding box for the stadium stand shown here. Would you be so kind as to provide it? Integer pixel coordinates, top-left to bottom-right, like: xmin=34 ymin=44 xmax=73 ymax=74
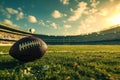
xmin=0 ymin=23 xmax=32 ymax=44
xmin=34 ymin=25 xmax=120 ymax=45
xmin=0 ymin=23 xmax=120 ymax=45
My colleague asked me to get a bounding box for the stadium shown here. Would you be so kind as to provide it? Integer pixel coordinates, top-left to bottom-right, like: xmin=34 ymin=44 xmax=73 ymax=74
xmin=0 ymin=0 xmax=120 ymax=79
xmin=1 ymin=23 xmax=120 ymax=45
xmin=0 ymin=24 xmax=120 ymax=80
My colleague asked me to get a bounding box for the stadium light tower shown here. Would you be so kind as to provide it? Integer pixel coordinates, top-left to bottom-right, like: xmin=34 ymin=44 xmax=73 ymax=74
xmin=29 ymin=28 xmax=35 ymax=33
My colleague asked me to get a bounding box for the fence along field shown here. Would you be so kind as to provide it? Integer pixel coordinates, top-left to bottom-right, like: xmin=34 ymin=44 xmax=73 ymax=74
xmin=0 ymin=45 xmax=120 ymax=80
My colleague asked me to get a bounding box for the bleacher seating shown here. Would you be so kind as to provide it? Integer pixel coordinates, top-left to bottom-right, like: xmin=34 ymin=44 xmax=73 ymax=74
xmin=0 ymin=23 xmax=32 ymax=44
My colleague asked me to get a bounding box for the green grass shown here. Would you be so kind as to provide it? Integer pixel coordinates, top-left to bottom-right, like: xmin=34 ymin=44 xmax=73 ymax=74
xmin=0 ymin=45 xmax=120 ymax=80
xmin=0 ymin=46 xmax=11 ymax=53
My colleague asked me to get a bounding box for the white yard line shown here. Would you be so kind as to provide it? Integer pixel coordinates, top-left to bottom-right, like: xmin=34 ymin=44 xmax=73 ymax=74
xmin=0 ymin=44 xmax=13 ymax=46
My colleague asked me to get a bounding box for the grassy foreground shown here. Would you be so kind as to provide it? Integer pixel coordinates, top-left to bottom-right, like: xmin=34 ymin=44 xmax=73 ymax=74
xmin=0 ymin=45 xmax=120 ymax=80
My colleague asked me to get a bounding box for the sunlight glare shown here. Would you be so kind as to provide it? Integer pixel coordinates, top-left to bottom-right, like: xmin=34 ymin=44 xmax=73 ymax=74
xmin=109 ymin=14 xmax=120 ymax=25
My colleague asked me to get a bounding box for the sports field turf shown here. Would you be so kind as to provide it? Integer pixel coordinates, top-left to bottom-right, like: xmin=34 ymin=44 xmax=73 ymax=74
xmin=0 ymin=45 xmax=120 ymax=80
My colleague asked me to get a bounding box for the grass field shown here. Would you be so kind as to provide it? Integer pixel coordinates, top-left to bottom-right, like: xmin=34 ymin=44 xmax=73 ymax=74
xmin=0 ymin=45 xmax=120 ymax=80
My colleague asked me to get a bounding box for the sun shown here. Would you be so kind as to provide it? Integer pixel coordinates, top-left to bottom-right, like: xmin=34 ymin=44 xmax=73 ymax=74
xmin=109 ymin=14 xmax=120 ymax=25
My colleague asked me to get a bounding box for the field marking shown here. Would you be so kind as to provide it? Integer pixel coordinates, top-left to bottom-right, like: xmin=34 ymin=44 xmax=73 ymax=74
xmin=0 ymin=44 xmax=13 ymax=46
xmin=0 ymin=52 xmax=8 ymax=54
xmin=47 ymin=50 xmax=120 ymax=53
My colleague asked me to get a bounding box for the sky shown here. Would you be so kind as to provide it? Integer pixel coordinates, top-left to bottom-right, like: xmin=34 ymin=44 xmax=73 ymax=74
xmin=0 ymin=0 xmax=120 ymax=36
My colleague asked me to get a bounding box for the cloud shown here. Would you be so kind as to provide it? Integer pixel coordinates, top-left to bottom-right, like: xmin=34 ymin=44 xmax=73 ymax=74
xmin=6 ymin=8 xmax=18 ymax=14
xmin=64 ymin=24 xmax=72 ymax=29
xmin=109 ymin=0 xmax=114 ymax=2
xmin=52 ymin=10 xmax=63 ymax=18
xmin=98 ymin=3 xmax=120 ymax=18
xmin=28 ymin=15 xmax=37 ymax=23
xmin=0 ymin=7 xmax=25 ymax=20
xmin=38 ymin=20 xmax=45 ymax=26
xmin=68 ymin=0 xmax=120 ymax=35
xmin=76 ymin=4 xmax=120 ymax=35
xmin=2 ymin=19 xmax=13 ymax=25
xmin=98 ymin=8 xmax=108 ymax=16
xmin=16 ymin=12 xmax=24 ymax=20
xmin=68 ymin=2 xmax=88 ymax=21
xmin=90 ymin=0 xmax=100 ymax=8
xmin=51 ymin=22 xmax=57 ymax=29
xmin=60 ymin=0 xmax=69 ymax=5
xmin=89 ymin=8 xmax=98 ymax=14
xmin=2 ymin=19 xmax=18 ymax=27
xmin=18 ymin=7 xmax=22 ymax=11
xmin=76 ymin=15 xmax=102 ymax=35
xmin=0 ymin=7 xmax=11 ymax=18
xmin=91 ymin=3 xmax=99 ymax=9
xmin=115 ymin=3 xmax=120 ymax=13
xmin=68 ymin=0 xmax=100 ymax=22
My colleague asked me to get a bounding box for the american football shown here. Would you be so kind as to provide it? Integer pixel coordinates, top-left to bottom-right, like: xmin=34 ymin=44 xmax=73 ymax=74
xmin=9 ymin=36 xmax=47 ymax=62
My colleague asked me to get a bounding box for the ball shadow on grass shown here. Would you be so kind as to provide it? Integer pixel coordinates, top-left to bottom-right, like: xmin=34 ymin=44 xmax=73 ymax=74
xmin=0 ymin=57 xmax=25 ymax=70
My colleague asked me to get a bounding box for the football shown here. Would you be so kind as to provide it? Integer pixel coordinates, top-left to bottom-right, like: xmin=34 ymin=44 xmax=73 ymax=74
xmin=9 ymin=36 xmax=47 ymax=62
